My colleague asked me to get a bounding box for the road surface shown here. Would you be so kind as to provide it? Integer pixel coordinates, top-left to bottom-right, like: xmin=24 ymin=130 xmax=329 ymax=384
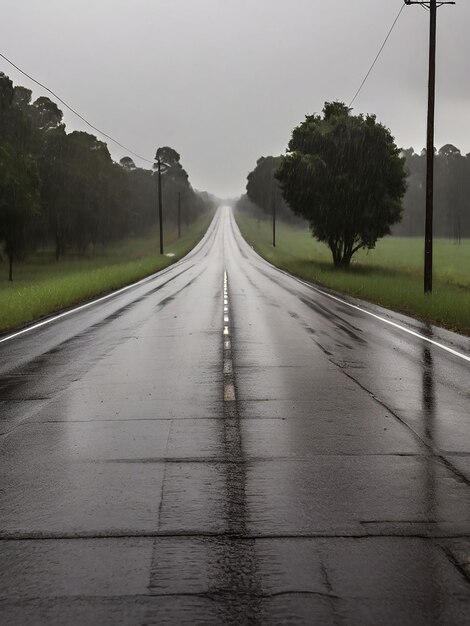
xmin=1 ymin=207 xmax=470 ymax=625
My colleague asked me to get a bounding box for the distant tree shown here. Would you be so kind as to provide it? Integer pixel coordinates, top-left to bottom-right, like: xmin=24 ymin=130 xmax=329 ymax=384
xmin=66 ymin=131 xmax=115 ymax=252
xmin=37 ymin=124 xmax=71 ymax=259
xmin=393 ymin=148 xmax=425 ymax=236
xmin=436 ymin=144 xmax=466 ymax=242
xmin=0 ymin=73 xmax=15 ymax=142
xmin=246 ymin=155 xmax=298 ymax=223
xmin=154 ymin=146 xmax=200 ymax=226
xmin=276 ymin=102 xmax=407 ymax=267
xmin=119 ymin=156 xmax=136 ymax=170
xmin=155 ymin=146 xmax=181 ymax=168
xmin=12 ymin=86 xmax=32 ymax=112
xmin=127 ymin=166 xmax=155 ymax=234
xmin=32 ymin=96 xmax=63 ymax=131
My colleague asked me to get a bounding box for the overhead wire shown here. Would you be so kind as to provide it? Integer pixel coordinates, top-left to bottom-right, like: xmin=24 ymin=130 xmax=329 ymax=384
xmin=349 ymin=3 xmax=406 ymax=108
xmin=0 ymin=51 xmax=154 ymax=164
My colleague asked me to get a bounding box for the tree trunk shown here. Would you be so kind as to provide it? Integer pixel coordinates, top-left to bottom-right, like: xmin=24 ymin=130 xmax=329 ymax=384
xmin=329 ymin=240 xmax=341 ymax=267
xmin=329 ymin=241 xmax=353 ymax=268
xmin=339 ymin=254 xmax=352 ymax=268
xmin=8 ymin=254 xmax=13 ymax=282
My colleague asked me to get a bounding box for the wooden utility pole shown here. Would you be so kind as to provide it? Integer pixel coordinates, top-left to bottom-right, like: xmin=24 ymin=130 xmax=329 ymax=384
xmin=272 ymin=192 xmax=276 ymax=248
xmin=424 ymin=0 xmax=437 ymax=294
xmin=178 ymin=191 xmax=181 ymax=239
xmin=404 ymin=0 xmax=455 ymax=294
xmin=157 ymin=157 xmax=164 ymax=255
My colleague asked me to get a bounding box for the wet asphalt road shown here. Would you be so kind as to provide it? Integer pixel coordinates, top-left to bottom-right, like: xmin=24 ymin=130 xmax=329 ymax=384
xmin=1 ymin=206 xmax=470 ymax=625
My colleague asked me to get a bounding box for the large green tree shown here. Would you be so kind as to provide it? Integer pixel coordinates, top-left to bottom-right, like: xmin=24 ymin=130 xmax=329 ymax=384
xmin=276 ymin=102 xmax=407 ymax=267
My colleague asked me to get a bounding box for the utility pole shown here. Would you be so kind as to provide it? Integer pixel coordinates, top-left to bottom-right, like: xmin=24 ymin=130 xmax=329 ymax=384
xmin=157 ymin=157 xmax=164 ymax=255
xmin=404 ymin=0 xmax=455 ymax=294
xmin=178 ymin=191 xmax=181 ymax=239
xmin=272 ymin=191 xmax=276 ymax=248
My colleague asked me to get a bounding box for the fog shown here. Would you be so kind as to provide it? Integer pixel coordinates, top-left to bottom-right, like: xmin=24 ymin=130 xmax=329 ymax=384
xmin=2 ymin=0 xmax=469 ymax=197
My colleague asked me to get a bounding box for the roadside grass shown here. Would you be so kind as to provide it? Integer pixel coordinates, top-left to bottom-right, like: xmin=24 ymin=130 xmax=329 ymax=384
xmin=0 ymin=214 xmax=212 ymax=333
xmin=235 ymin=212 xmax=470 ymax=336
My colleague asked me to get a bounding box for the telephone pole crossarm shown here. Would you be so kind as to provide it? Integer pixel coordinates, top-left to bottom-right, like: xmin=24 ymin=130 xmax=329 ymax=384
xmin=404 ymin=1 xmax=455 ymax=6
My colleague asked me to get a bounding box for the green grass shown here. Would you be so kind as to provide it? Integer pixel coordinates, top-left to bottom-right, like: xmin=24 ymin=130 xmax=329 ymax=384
xmin=0 ymin=214 xmax=212 ymax=333
xmin=235 ymin=212 xmax=470 ymax=336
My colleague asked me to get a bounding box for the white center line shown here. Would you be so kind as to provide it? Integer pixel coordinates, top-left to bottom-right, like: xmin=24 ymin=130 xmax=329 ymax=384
xmin=223 ymin=270 xmax=236 ymax=403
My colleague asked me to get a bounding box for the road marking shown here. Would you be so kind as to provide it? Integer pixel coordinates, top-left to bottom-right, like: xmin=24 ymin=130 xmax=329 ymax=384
xmin=235 ymin=230 xmax=470 ymax=365
xmin=0 ymin=261 xmax=188 ymax=346
xmin=224 ymin=382 xmax=236 ymax=402
xmin=0 ymin=272 xmax=163 ymax=345
xmin=223 ymin=270 xmax=236 ymax=403
xmin=291 ymin=276 xmax=470 ymax=364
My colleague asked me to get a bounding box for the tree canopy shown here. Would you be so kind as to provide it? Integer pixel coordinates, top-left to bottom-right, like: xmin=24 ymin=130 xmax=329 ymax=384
xmin=276 ymin=102 xmax=407 ymax=267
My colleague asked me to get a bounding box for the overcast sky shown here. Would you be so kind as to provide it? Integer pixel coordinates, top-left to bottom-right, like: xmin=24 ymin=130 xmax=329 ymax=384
xmin=2 ymin=0 xmax=469 ymax=197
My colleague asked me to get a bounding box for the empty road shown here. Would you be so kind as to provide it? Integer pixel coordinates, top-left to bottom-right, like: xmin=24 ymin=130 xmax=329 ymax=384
xmin=1 ymin=207 xmax=470 ymax=625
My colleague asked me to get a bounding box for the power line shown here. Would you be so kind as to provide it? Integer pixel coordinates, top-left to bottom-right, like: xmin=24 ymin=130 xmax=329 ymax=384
xmin=349 ymin=3 xmax=406 ymax=107
xmin=0 ymin=51 xmax=154 ymax=164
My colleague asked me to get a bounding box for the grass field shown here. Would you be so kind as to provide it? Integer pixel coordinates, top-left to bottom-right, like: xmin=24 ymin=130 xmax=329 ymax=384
xmin=235 ymin=212 xmax=470 ymax=336
xmin=0 ymin=214 xmax=213 ymax=333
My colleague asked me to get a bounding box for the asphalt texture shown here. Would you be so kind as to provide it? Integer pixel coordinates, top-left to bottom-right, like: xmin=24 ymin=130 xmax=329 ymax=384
xmin=1 ymin=206 xmax=470 ymax=625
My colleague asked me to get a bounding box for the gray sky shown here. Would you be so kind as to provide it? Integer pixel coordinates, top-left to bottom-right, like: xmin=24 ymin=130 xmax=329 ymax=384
xmin=2 ymin=0 xmax=469 ymax=197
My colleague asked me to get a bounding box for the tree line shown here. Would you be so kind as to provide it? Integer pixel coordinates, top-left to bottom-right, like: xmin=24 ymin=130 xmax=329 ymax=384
xmin=238 ymin=105 xmax=470 ymax=268
xmin=0 ymin=72 xmax=214 ymax=280
xmin=396 ymin=145 xmax=470 ymax=241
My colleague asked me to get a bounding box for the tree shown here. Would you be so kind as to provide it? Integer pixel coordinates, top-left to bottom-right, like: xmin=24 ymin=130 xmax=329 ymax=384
xmin=66 ymin=131 xmax=115 ymax=252
xmin=435 ymin=144 xmax=465 ymax=242
xmin=0 ymin=73 xmax=14 ymax=141
xmin=154 ymin=146 xmax=199 ymax=227
xmin=119 ymin=156 xmax=136 ymax=170
xmin=37 ymin=124 xmax=71 ymax=259
xmin=276 ymin=102 xmax=407 ymax=267
xmin=32 ymin=96 xmax=63 ymax=131
xmin=246 ymin=155 xmax=300 ymax=224
xmin=12 ymin=86 xmax=32 ymax=112
xmin=0 ymin=74 xmax=41 ymax=279
xmin=0 ymin=144 xmax=41 ymax=280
